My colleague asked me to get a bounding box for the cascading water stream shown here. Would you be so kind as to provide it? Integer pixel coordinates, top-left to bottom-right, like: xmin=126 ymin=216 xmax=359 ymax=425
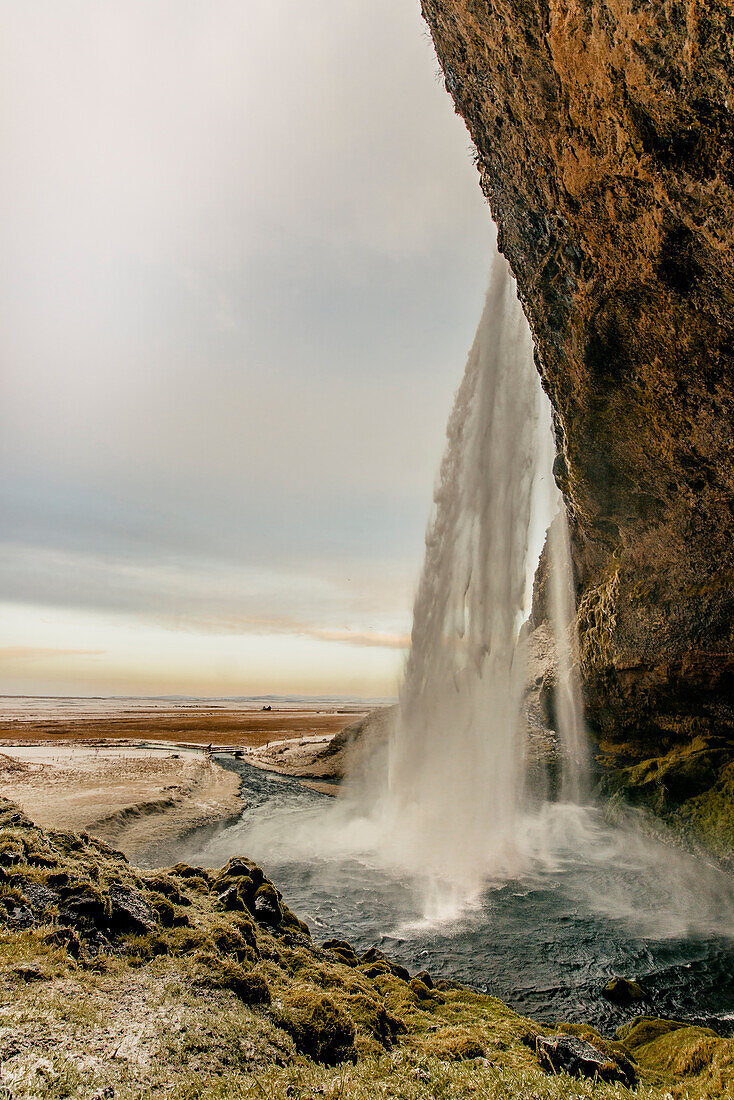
xmin=349 ymin=248 xmax=587 ymax=915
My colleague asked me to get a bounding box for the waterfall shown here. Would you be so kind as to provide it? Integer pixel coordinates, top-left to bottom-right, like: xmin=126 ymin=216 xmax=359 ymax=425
xmin=358 ymin=248 xmax=587 ymax=914
xmin=546 ymin=507 xmax=590 ymax=802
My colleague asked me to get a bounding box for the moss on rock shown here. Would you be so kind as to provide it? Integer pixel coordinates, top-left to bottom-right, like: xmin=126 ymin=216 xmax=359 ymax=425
xmin=274 ymin=988 xmax=356 ymax=1064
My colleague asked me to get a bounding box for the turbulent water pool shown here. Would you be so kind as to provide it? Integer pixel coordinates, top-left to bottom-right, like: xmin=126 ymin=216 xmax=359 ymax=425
xmin=178 ymin=757 xmax=734 ymax=1036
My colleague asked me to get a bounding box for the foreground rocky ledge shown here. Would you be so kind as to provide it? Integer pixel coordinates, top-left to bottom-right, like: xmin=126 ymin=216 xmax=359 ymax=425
xmin=0 ymin=799 xmax=732 ymax=1099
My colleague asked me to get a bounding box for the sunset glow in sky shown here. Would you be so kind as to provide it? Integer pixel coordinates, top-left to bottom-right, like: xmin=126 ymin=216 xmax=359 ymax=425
xmin=1 ymin=0 xmax=493 ymax=698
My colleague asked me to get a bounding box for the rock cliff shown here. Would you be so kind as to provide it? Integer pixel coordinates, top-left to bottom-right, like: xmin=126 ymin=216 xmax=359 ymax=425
xmin=421 ymin=0 xmax=734 ymax=836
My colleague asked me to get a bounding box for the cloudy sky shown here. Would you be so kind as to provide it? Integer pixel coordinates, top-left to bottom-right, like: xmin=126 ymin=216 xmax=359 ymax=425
xmin=0 ymin=0 xmax=495 ymax=699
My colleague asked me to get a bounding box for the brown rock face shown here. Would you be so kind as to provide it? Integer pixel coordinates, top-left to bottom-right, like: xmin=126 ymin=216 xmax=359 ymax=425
xmin=421 ymin=1 xmax=734 ymax=781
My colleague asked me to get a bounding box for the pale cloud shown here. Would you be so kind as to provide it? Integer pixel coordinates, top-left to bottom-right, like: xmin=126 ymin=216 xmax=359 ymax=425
xmin=0 ymin=647 xmax=105 ymax=661
xmin=0 ymin=0 xmax=492 ymax=696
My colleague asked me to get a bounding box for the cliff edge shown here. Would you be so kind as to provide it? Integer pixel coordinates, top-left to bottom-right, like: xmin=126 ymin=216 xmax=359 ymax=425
xmin=421 ymin=0 xmax=734 ymax=845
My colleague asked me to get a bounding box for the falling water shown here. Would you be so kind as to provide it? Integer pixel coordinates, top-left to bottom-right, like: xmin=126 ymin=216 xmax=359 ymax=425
xmin=546 ymin=506 xmax=590 ymax=802
xmin=357 ymin=248 xmax=582 ymax=914
xmin=189 ymin=248 xmax=734 ymax=1012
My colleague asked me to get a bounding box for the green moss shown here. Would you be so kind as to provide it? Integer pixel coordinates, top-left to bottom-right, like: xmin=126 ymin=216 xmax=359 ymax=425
xmin=57 ymin=879 xmax=111 ymax=923
xmin=409 ymin=977 xmax=443 ymax=1003
xmin=273 ymin=987 xmax=356 ymax=1064
xmin=358 ymin=960 xmax=393 ymax=979
xmin=423 ymin=1025 xmax=486 ymax=1061
xmin=616 ymin=1016 xmax=687 ymax=1050
xmin=338 ymin=992 xmax=405 ymax=1051
xmin=123 ymin=931 xmax=171 ymax=965
xmin=280 ymin=903 xmax=309 ymax=934
xmin=148 ymin=892 xmax=176 ymax=926
xmin=323 ymin=939 xmax=360 ymax=966
xmin=163 ymin=926 xmax=211 ymax=956
xmin=190 ymin=951 xmax=271 ymax=1005
xmin=142 ymin=872 xmax=190 ymax=906
xmin=0 ymin=833 xmax=27 ymax=864
xmin=634 ymin=1026 xmax=725 ymax=1075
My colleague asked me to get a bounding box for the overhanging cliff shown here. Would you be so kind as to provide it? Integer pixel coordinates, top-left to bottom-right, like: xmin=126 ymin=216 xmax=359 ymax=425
xmin=421 ymin=0 xmax=734 ymax=834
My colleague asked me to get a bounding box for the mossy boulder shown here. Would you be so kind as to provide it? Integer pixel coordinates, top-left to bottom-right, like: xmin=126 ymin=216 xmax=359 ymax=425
xmin=142 ymin=873 xmax=190 ymax=906
xmin=218 ymin=879 xmax=255 ymax=913
xmin=191 ymin=951 xmax=271 ymax=1005
xmin=633 ymin=1025 xmax=724 ymax=1075
xmin=426 ymin=1026 xmax=485 ymax=1061
xmin=408 ymin=977 xmax=444 ymax=1003
xmin=215 ymin=857 xmax=264 ymax=888
xmin=616 ymin=1015 xmax=687 ymax=1050
xmin=0 ymin=837 xmax=27 ymax=865
xmin=58 ymin=880 xmax=111 ymax=925
xmin=275 ymin=989 xmax=356 ymax=1064
xmin=323 ymin=939 xmax=360 ymax=966
xmin=171 ymin=862 xmax=212 ymax=882
xmin=108 ymin=883 xmax=157 ymax=934
xmin=253 ymin=882 xmax=283 ymax=926
xmin=282 ymin=909 xmax=310 ymax=936
xmin=602 ymin=976 xmax=648 ymax=1006
xmin=359 ymin=947 xmax=409 ymax=981
xmin=208 ymin=921 xmax=257 ymax=965
xmin=553 ymin=1022 xmax=636 ymax=1083
xmin=342 ymin=992 xmax=405 ymax=1048
xmin=536 ymin=1032 xmax=630 ymax=1084
xmin=148 ymin=893 xmax=176 ymax=927
xmin=359 ymin=960 xmax=392 ymax=979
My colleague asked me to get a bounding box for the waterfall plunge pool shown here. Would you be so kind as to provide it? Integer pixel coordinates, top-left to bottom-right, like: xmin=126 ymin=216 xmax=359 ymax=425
xmin=169 ymin=257 xmax=734 ymax=1037
xmin=172 ymin=755 xmax=734 ymax=1036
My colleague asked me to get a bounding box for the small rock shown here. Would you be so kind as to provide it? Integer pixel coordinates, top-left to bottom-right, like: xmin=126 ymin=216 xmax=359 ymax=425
xmin=360 ymin=947 xmax=410 ymax=981
xmin=253 ymin=885 xmax=282 ymax=926
xmin=82 ymin=928 xmax=114 ymax=956
xmin=413 ymin=969 xmax=433 ymax=988
xmin=108 ymin=884 xmax=156 ymax=933
xmin=11 ymin=963 xmax=46 ymax=983
xmin=602 ymin=976 xmax=649 ymax=1006
xmin=16 ymin=880 xmax=60 ymax=914
xmin=40 ymin=926 xmax=82 ymax=958
xmin=536 ymin=1034 xmax=631 ymax=1084
xmin=1 ymin=901 xmax=36 ymax=931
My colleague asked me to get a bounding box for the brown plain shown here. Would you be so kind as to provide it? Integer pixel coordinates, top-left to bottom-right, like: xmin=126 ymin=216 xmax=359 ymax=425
xmin=0 ymin=707 xmax=365 ymax=749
